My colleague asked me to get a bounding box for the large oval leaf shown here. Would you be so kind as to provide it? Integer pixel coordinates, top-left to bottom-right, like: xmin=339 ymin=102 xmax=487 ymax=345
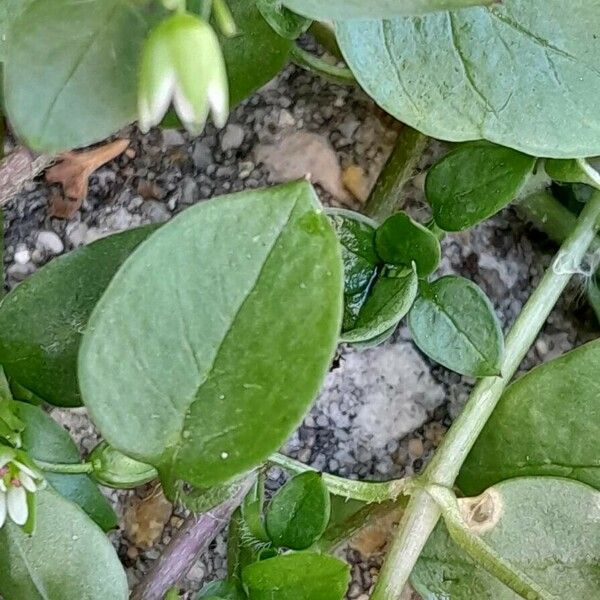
xmin=282 ymin=0 xmax=489 ymax=20
xmin=458 ymin=340 xmax=600 ymax=495
xmin=408 ymin=276 xmax=503 ymax=377
xmin=0 ymin=225 xmax=156 ymax=407
xmin=243 ymin=553 xmax=350 ymax=600
xmin=0 ymin=489 xmax=128 ymax=599
xmin=4 ymin=0 xmax=160 ymax=152
xmin=412 ymin=477 xmax=600 ymax=599
xmin=337 ymin=1 xmax=600 ymax=157
xmin=17 ymin=403 xmax=117 ymax=531
xmin=79 ymin=182 xmax=343 ymax=488
xmin=426 ymin=141 xmax=536 ymax=231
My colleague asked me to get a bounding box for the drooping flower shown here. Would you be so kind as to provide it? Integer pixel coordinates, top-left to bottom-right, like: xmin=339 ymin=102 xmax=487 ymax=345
xmin=0 ymin=447 xmax=43 ymax=528
xmin=138 ymin=12 xmax=229 ymax=135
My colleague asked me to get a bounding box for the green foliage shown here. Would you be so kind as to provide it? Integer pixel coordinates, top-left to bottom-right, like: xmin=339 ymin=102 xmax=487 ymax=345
xmin=79 ymin=182 xmax=343 ymax=489
xmin=375 ymin=212 xmax=441 ymax=276
xmin=458 ymin=340 xmax=600 ymax=494
xmin=197 ymin=580 xmax=246 ymax=599
xmin=0 ymin=489 xmax=127 ymax=599
xmin=282 ymin=0 xmax=489 ymax=19
xmin=337 ymin=0 xmax=600 ymax=157
xmin=412 ymin=477 xmax=600 ymax=599
xmin=265 ymin=472 xmax=330 ymax=549
xmin=89 ymin=441 xmax=157 ymax=489
xmin=242 ymin=553 xmax=350 ymax=599
xmin=544 ymin=159 xmax=597 ymax=186
xmin=409 ymin=276 xmax=504 ymax=377
xmin=256 ymin=0 xmax=311 ymax=40
xmin=16 ymin=403 xmax=117 ymax=531
xmin=0 ymin=225 xmax=156 ymax=407
xmin=425 ymin=141 xmax=536 ymax=231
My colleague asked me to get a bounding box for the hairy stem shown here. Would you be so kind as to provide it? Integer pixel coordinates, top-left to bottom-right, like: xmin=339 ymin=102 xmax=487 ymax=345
xmin=290 ymin=45 xmax=356 ymax=84
xmin=372 ymin=188 xmax=600 ymax=599
xmin=0 ymin=147 xmax=53 ymax=208
xmin=269 ymin=453 xmax=407 ymax=502
xmin=427 ymin=485 xmax=556 ymax=600
xmin=35 ymin=460 xmax=94 ymax=474
xmin=363 ymin=127 xmax=429 ymax=223
xmin=131 ymin=476 xmax=253 ymax=600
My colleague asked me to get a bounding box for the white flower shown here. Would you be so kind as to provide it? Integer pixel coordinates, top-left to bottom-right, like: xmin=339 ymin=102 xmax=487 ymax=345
xmin=0 ymin=447 xmax=43 ymax=528
xmin=138 ymin=12 xmax=229 ymax=135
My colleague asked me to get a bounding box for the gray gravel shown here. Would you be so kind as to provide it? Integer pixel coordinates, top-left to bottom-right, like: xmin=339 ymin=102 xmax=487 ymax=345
xmin=3 ymin=57 xmax=598 ymax=598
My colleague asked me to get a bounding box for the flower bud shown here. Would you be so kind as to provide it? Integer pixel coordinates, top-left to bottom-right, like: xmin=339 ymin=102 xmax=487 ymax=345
xmin=138 ymin=12 xmax=229 ymax=135
xmin=89 ymin=442 xmax=157 ymax=489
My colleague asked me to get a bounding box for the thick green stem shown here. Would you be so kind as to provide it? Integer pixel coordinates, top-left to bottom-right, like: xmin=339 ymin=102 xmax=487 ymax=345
xmin=35 ymin=460 xmax=94 ymax=474
xmin=427 ymin=485 xmax=556 ymax=600
xmin=290 ymin=45 xmax=355 ymax=85
xmin=372 ymin=189 xmax=600 ymax=599
xmin=363 ymin=127 xmax=429 ymax=223
xmin=269 ymin=453 xmax=407 ymax=503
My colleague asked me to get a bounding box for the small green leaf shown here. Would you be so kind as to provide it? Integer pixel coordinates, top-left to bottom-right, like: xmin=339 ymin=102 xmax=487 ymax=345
xmin=0 ymin=489 xmax=127 ymax=599
xmin=16 ymin=402 xmax=117 ymax=531
xmin=375 ymin=212 xmax=441 ymax=276
xmin=0 ymin=225 xmax=156 ymax=407
xmin=265 ymin=471 xmax=330 ymax=549
xmin=80 ymin=182 xmax=343 ymax=489
xmin=412 ymin=477 xmax=600 ymax=599
xmin=4 ymin=0 xmax=161 ymax=152
xmin=458 ymin=340 xmax=600 ymax=495
xmin=425 ymin=142 xmax=536 ymax=231
xmin=337 ymin=1 xmax=600 ymax=157
xmin=242 ymin=474 xmax=269 ymax=542
xmin=197 ymin=580 xmax=246 ymax=600
xmin=341 ymin=266 xmax=418 ymax=344
xmin=89 ymin=441 xmax=157 ymax=489
xmin=243 ymin=553 xmax=350 ymax=599
xmin=544 ymin=159 xmax=597 ymax=186
xmin=256 ymin=0 xmax=311 ymax=39
xmin=282 ymin=0 xmax=490 ymax=19
xmin=408 ymin=276 xmax=503 ymax=377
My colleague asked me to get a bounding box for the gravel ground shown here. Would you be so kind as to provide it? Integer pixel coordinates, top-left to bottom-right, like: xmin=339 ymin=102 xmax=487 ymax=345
xmin=3 ymin=58 xmax=598 ymax=598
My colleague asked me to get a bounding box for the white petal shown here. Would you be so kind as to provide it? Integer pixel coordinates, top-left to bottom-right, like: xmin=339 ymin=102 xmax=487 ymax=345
xmin=139 ymin=70 xmax=176 ymax=132
xmin=0 ymin=493 xmax=6 ymax=528
xmin=208 ymin=81 xmax=228 ymax=129
xmin=7 ymin=486 xmax=27 ymax=526
xmin=0 ymin=480 xmax=6 ymax=493
xmin=19 ymin=472 xmax=37 ymax=493
xmin=173 ymin=84 xmax=208 ymax=135
xmin=13 ymin=461 xmax=39 ymax=481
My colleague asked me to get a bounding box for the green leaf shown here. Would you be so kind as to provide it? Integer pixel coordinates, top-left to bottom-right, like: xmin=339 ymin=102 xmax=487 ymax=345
xmin=197 ymin=580 xmax=246 ymax=600
xmin=412 ymin=477 xmax=600 ymax=599
xmin=0 ymin=0 xmax=33 ymax=62
xmin=425 ymin=141 xmax=536 ymax=231
xmin=265 ymin=472 xmax=330 ymax=549
xmin=408 ymin=276 xmax=503 ymax=377
xmin=545 ymin=159 xmax=597 ymax=186
xmin=242 ymin=474 xmax=269 ymax=542
xmin=4 ymin=0 xmax=161 ymax=152
xmin=243 ymin=553 xmax=350 ymax=599
xmin=458 ymin=340 xmax=600 ymax=495
xmin=256 ymin=0 xmax=311 ymax=40
xmin=0 ymin=225 xmax=156 ymax=408
xmin=337 ymin=1 xmax=600 ymax=158
xmin=0 ymin=489 xmax=127 ymax=599
xmin=341 ymin=266 xmax=418 ymax=344
xmin=375 ymin=212 xmax=441 ymax=275
xmin=79 ymin=182 xmax=343 ymax=489
xmin=17 ymin=402 xmax=118 ymax=531
xmin=220 ymin=0 xmax=292 ymax=106
xmin=282 ymin=0 xmax=490 ymax=20
xmin=349 ymin=325 xmax=396 ymax=350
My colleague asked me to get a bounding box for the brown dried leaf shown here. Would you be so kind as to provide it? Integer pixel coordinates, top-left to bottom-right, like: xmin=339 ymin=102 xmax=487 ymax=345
xmin=348 ymin=508 xmax=402 ymax=555
xmin=124 ymin=486 xmax=173 ymax=549
xmin=45 ymin=139 xmax=129 ymax=216
xmin=47 ymin=188 xmax=82 ymax=219
xmin=342 ymin=164 xmax=370 ymax=203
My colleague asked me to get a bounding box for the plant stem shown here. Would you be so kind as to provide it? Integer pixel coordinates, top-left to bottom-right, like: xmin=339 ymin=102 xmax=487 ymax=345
xmin=131 ymin=476 xmax=253 ymax=600
xmin=212 ymin=0 xmax=237 ymax=37
xmin=363 ymin=127 xmax=429 ymax=223
xmin=35 ymin=460 xmax=94 ymax=474
xmin=426 ymin=485 xmax=556 ymax=600
xmin=372 ymin=188 xmax=600 ymax=599
xmin=290 ymin=45 xmax=356 ymax=85
xmin=269 ymin=453 xmax=407 ymax=503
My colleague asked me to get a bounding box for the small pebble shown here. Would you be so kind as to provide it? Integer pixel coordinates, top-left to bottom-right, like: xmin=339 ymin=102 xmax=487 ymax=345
xmin=36 ymin=231 xmax=64 ymax=255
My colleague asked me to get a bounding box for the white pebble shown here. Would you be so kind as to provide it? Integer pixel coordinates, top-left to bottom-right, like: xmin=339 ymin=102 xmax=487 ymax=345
xmin=13 ymin=245 xmax=31 ymax=265
xmin=36 ymin=231 xmax=64 ymax=255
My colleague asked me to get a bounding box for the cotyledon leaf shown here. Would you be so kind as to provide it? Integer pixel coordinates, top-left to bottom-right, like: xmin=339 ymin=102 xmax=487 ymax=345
xmin=0 ymin=489 xmax=128 ymax=600
xmin=412 ymin=477 xmax=600 ymax=599
xmin=282 ymin=0 xmax=490 ymax=20
xmin=79 ymin=181 xmax=343 ymax=488
xmin=0 ymin=225 xmax=157 ymax=408
xmin=458 ymin=339 xmax=600 ymax=495
xmin=337 ymin=0 xmax=600 ymax=157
